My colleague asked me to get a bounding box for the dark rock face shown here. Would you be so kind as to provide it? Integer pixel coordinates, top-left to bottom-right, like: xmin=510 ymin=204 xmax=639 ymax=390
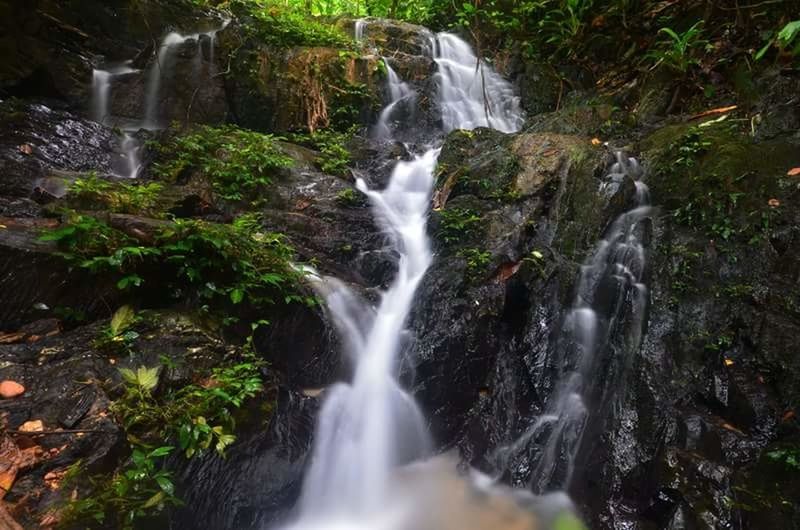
xmin=0 ymin=101 xmax=117 ymax=199
xmin=172 ymin=388 xmax=318 ymax=530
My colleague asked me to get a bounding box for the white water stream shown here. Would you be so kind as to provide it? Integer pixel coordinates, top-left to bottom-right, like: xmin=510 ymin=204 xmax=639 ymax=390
xmin=89 ymin=20 xmax=228 ymax=177
xmin=285 ymin=24 xmax=530 ymax=530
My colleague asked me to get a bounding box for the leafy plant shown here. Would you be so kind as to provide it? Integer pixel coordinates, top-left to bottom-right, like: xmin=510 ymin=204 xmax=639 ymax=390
xmin=648 ymin=22 xmax=707 ymax=74
xmin=68 ymin=172 xmax=164 ymax=215
xmin=95 ymin=305 xmax=142 ymax=355
xmin=230 ymin=0 xmax=354 ymax=48
xmin=438 ymin=207 xmax=482 ymax=245
xmin=458 ymin=247 xmax=492 ymax=282
xmin=60 ymin=446 xmax=179 ymax=529
xmin=756 ymin=20 xmax=800 ymax=60
xmin=154 ymin=125 xmax=293 ymax=202
xmin=336 ymin=187 xmax=363 ymax=206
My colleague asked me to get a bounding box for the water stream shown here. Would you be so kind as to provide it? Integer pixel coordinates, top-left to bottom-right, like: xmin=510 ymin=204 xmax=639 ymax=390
xmin=285 ymin=23 xmax=540 ymax=530
xmin=495 ymin=152 xmax=652 ymax=495
xmin=88 ymin=19 xmax=228 ymax=177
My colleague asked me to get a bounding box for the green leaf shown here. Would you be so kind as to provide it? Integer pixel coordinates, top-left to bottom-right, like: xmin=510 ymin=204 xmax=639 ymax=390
xmin=155 ymin=476 xmax=175 ymax=495
xmin=755 ymin=40 xmax=773 ymax=60
xmin=148 ymin=446 xmax=174 ymax=458
xmin=777 ymin=20 xmax=800 ymax=47
xmin=135 ymin=366 xmax=160 ymax=392
xmin=110 ymin=305 xmax=136 ymax=336
xmin=230 ymin=288 xmax=245 ymax=304
xmin=142 ymin=491 xmax=166 ymax=509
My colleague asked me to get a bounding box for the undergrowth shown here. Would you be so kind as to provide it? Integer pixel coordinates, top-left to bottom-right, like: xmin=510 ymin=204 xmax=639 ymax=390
xmin=153 ymin=125 xmax=293 ymax=202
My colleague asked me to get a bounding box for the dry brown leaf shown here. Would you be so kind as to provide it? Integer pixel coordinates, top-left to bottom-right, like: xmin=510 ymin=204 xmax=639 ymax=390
xmin=768 ymin=198 xmax=781 ymax=208
xmin=17 ymin=144 xmax=33 ymax=155
xmin=19 ymin=420 xmax=44 ymax=433
xmin=495 ymin=261 xmax=521 ymax=283
xmin=590 ymin=138 xmax=602 ymax=146
xmin=787 ymin=167 xmax=800 ymax=176
xmin=782 ymin=410 xmax=796 ymax=422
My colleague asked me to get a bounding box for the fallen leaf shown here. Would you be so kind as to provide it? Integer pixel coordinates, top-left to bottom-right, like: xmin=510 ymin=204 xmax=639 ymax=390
xmin=724 ymin=358 xmax=734 ymax=366
xmin=768 ymin=198 xmax=780 ymax=208
xmin=782 ymin=410 xmax=796 ymax=422
xmin=788 ymin=167 xmax=800 ymax=176
xmin=494 ymin=261 xmax=521 ymax=282
xmin=18 ymin=144 xmax=33 ymax=155
xmin=720 ymin=422 xmax=746 ymax=435
xmin=591 ymin=138 xmax=602 ymax=146
xmin=19 ymin=420 xmax=44 ymax=433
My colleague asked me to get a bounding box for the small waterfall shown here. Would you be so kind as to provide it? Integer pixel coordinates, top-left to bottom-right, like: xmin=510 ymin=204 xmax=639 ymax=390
xmin=431 ymin=33 xmax=524 ymax=133
xmin=354 ymin=18 xmax=367 ymax=41
xmin=90 ymin=62 xmax=137 ymax=125
xmin=372 ymin=58 xmax=416 ymax=139
xmin=144 ymin=19 xmax=229 ymax=129
xmin=526 ymin=152 xmax=651 ymax=493
xmin=286 ymin=22 xmax=526 ymax=530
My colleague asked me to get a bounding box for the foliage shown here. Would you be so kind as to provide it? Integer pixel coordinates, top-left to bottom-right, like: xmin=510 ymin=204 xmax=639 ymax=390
xmin=767 ymin=448 xmax=800 ymax=470
xmin=648 ymin=22 xmax=707 ymax=74
xmin=68 ymin=172 xmax=164 ymax=215
xmin=114 ymin=352 xmax=263 ymax=458
xmin=40 ymin=211 xmax=310 ymax=323
xmin=157 ymin=214 xmax=307 ymax=310
xmin=95 ymin=305 xmax=142 ymax=355
xmin=458 ymin=247 xmax=491 ymax=281
xmin=62 ymin=346 xmax=264 ymax=528
xmin=336 ymin=187 xmax=363 ymax=206
xmin=231 ymin=0 xmax=353 ymax=47
xmin=154 ymin=125 xmax=293 ymax=202
xmin=59 ymin=446 xmax=179 ymax=529
xmin=39 ymin=212 xmax=132 ymax=258
xmin=287 ymin=127 xmax=355 ymax=175
xmin=756 ymin=20 xmax=800 ymax=60
xmin=437 ymin=207 xmax=482 ymax=244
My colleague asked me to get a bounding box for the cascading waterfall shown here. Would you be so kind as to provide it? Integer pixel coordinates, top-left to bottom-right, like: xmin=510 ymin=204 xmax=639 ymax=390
xmin=88 ymin=19 xmax=228 ymax=178
xmin=90 ymin=62 xmax=138 ymax=125
xmin=372 ymin=58 xmax=416 ymax=140
xmin=431 ymin=33 xmax=524 ymax=133
xmin=523 ymin=152 xmax=652 ymax=494
xmin=285 ymin=22 xmax=528 ymax=530
xmin=144 ymin=20 xmax=229 ymax=129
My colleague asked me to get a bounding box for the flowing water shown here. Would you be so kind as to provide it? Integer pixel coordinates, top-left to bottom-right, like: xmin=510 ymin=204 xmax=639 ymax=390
xmin=372 ymin=58 xmax=416 ymax=140
xmin=496 ymin=152 xmax=652 ymax=494
xmin=283 ymin=23 xmax=546 ymax=530
xmin=89 ymin=20 xmax=227 ymax=177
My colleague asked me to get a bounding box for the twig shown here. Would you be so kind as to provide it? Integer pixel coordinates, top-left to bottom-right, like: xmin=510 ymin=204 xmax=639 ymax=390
xmin=6 ymin=428 xmax=112 ymax=435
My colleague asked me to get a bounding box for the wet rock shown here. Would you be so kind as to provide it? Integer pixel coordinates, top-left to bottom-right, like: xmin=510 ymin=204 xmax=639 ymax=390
xmin=343 ymin=17 xmax=433 ymax=56
xmin=0 ymin=381 xmax=25 ymax=399
xmin=172 ymin=388 xmax=318 ymax=530
xmin=0 ymin=101 xmax=119 ymax=199
xmin=0 ymin=217 xmax=121 ymax=331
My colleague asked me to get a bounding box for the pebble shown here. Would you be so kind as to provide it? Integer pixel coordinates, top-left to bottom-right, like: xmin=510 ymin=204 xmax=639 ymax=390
xmin=0 ymin=380 xmax=25 ymax=399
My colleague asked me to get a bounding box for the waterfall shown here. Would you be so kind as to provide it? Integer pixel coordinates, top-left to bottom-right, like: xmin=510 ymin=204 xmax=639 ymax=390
xmin=372 ymin=58 xmax=416 ymax=140
xmin=285 ymin=22 xmax=525 ymax=530
xmin=90 ymin=62 xmax=137 ymax=126
xmin=144 ymin=19 xmax=230 ymax=129
xmin=526 ymin=152 xmax=651 ymax=493
xmin=431 ymin=33 xmax=524 ymax=133
xmin=354 ymin=18 xmax=367 ymax=41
